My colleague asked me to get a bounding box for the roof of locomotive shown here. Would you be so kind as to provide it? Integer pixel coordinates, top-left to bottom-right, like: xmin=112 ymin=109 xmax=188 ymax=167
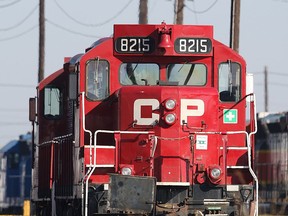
xmin=86 ymin=37 xmax=111 ymax=52
xmin=38 ymin=68 xmax=64 ymax=90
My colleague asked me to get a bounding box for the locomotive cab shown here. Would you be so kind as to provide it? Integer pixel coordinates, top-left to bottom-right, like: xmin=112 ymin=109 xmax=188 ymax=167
xmin=29 ymin=23 xmax=257 ymax=216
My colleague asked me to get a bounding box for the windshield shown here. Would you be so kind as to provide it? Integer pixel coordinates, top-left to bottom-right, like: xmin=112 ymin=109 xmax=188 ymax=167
xmin=167 ymin=63 xmax=207 ymax=86
xmin=119 ymin=62 xmax=207 ymax=86
xmin=120 ymin=63 xmax=160 ymax=85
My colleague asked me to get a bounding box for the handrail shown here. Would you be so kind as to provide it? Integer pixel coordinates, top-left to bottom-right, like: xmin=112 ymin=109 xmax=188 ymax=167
xmin=80 ymin=92 xmax=93 ymax=216
xmin=248 ymin=94 xmax=258 ymax=216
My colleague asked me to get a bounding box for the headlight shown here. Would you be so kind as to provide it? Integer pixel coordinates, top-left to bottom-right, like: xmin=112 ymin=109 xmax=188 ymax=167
xmin=210 ymin=167 xmax=221 ymax=179
xmin=208 ymin=166 xmax=222 ymax=184
xmin=164 ymin=99 xmax=176 ymax=110
xmin=164 ymin=113 xmax=176 ymax=125
xmin=121 ymin=167 xmax=132 ymax=175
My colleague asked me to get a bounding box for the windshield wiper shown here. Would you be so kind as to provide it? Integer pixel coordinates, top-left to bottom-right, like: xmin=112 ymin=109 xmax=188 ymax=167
xmin=184 ymin=64 xmax=195 ymax=85
xmin=126 ymin=63 xmax=138 ymax=85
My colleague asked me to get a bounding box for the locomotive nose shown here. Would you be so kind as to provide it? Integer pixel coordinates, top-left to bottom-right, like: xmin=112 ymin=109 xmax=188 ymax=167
xmin=118 ymin=85 xmax=219 ymax=182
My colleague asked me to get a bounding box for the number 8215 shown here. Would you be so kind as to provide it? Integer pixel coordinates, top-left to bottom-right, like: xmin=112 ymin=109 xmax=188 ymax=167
xmin=116 ymin=37 xmax=154 ymax=53
xmin=175 ymin=38 xmax=212 ymax=54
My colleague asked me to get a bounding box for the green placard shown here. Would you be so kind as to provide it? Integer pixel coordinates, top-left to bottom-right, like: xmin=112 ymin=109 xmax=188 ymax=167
xmin=223 ymin=109 xmax=238 ymax=124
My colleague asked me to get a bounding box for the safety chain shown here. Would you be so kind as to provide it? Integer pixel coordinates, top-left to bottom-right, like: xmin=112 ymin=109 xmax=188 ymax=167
xmin=36 ymin=133 xmax=73 ymax=147
xmin=154 ymin=135 xmax=192 ymax=141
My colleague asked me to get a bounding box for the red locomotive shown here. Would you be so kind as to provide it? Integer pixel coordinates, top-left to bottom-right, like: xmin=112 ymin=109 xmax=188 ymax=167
xmin=29 ymin=22 xmax=258 ymax=216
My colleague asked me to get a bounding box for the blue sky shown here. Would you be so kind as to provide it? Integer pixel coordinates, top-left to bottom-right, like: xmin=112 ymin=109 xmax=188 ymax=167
xmin=0 ymin=0 xmax=288 ymax=146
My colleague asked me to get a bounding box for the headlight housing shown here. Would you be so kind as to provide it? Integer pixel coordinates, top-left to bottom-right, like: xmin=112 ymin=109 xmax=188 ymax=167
xmin=164 ymin=99 xmax=176 ymax=110
xmin=208 ymin=165 xmax=222 ymax=184
xmin=210 ymin=167 xmax=221 ymax=179
xmin=121 ymin=167 xmax=132 ymax=175
xmin=164 ymin=113 xmax=176 ymax=125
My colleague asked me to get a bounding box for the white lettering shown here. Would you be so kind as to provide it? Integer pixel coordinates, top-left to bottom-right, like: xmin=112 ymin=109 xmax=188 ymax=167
xmin=180 ymin=99 xmax=204 ymax=125
xmin=133 ymin=99 xmax=205 ymax=126
xmin=133 ymin=99 xmax=160 ymax=125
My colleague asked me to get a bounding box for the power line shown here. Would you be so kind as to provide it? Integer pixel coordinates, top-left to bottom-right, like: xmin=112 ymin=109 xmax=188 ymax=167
xmin=185 ymin=0 xmax=218 ymax=14
xmin=46 ymin=19 xmax=104 ymax=38
xmin=269 ymin=72 xmax=288 ymax=76
xmin=0 ymin=4 xmax=38 ymax=31
xmin=0 ymin=83 xmax=35 ymax=88
xmin=269 ymin=82 xmax=288 ymax=87
xmin=0 ymin=108 xmax=27 ymax=112
xmin=255 ymin=82 xmax=288 ymax=87
xmin=190 ymin=0 xmax=198 ymax=23
xmin=0 ymin=0 xmax=132 ymax=42
xmin=0 ymin=122 xmax=29 ymax=126
xmin=0 ymin=24 xmax=37 ymax=41
xmin=253 ymin=71 xmax=288 ymax=76
xmin=0 ymin=0 xmax=21 ymax=8
xmin=53 ymin=0 xmax=133 ymax=27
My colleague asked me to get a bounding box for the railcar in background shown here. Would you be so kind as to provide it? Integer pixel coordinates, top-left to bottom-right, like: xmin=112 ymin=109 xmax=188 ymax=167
xmin=0 ymin=133 xmax=32 ymax=214
xmin=255 ymin=112 xmax=288 ymax=215
xmin=29 ymin=22 xmax=258 ymax=216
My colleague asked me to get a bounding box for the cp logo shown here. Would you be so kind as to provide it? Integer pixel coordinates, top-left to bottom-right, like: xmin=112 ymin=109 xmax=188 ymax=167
xmin=133 ymin=99 xmax=204 ymax=125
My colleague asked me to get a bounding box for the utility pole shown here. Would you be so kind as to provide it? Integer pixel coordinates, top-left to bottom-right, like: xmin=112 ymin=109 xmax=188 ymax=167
xmin=139 ymin=0 xmax=148 ymax=24
xmin=38 ymin=0 xmax=45 ymax=83
xmin=230 ymin=0 xmax=240 ymax=53
xmin=264 ymin=66 xmax=268 ymax=112
xmin=174 ymin=0 xmax=184 ymax=24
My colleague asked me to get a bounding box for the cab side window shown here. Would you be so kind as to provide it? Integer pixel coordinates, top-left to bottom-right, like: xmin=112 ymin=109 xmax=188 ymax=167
xmin=86 ymin=59 xmax=109 ymax=101
xmin=44 ymin=87 xmax=61 ymax=118
xmin=218 ymin=62 xmax=241 ymax=102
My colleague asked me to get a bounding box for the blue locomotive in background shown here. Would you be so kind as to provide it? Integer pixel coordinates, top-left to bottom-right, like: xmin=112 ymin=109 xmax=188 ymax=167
xmin=0 ymin=133 xmax=31 ymax=214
